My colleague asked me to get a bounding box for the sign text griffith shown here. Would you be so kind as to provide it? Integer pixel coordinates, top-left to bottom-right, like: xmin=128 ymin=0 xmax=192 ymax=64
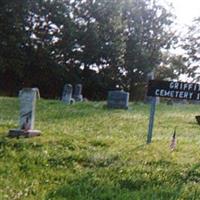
xmin=147 ymin=80 xmax=200 ymax=100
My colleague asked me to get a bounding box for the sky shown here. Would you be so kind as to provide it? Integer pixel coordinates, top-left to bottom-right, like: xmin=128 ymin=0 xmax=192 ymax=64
xmin=163 ymin=0 xmax=200 ymax=25
xmin=160 ymin=0 xmax=200 ymax=81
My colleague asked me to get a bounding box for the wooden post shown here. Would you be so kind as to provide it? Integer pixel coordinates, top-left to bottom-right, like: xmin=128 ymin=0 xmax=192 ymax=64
xmin=147 ymin=97 xmax=156 ymax=144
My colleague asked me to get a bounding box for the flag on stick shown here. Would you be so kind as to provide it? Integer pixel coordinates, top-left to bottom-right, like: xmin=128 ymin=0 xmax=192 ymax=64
xmin=170 ymin=127 xmax=176 ymax=151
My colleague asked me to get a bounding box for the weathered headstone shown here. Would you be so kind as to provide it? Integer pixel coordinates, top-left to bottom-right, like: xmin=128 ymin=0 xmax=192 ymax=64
xmin=8 ymin=88 xmax=41 ymax=137
xmin=107 ymin=90 xmax=129 ymax=109
xmin=73 ymin=84 xmax=83 ymax=102
xmin=61 ymin=84 xmax=74 ymax=104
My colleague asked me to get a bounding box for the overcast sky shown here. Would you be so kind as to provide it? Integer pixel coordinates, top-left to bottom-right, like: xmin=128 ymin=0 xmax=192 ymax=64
xmin=163 ymin=0 xmax=200 ymax=25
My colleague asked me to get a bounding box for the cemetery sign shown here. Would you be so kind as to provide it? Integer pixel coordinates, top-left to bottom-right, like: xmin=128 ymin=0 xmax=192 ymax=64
xmin=146 ymin=79 xmax=200 ymax=144
xmin=147 ymin=80 xmax=200 ymax=101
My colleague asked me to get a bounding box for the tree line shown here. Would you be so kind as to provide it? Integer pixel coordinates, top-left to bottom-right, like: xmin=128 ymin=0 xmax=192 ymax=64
xmin=0 ymin=0 xmax=199 ymax=100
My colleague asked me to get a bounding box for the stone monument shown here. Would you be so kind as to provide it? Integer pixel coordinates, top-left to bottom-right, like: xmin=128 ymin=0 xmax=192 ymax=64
xmin=8 ymin=88 xmax=41 ymax=137
xmin=61 ymin=84 xmax=74 ymax=104
xmin=73 ymin=84 xmax=83 ymax=102
xmin=107 ymin=90 xmax=129 ymax=109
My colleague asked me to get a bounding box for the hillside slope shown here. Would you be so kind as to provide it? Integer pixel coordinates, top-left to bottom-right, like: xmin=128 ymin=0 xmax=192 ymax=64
xmin=0 ymin=97 xmax=200 ymax=199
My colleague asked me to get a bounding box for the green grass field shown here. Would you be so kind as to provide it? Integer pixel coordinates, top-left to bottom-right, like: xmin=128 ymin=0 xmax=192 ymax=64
xmin=1 ymin=97 xmax=200 ymax=200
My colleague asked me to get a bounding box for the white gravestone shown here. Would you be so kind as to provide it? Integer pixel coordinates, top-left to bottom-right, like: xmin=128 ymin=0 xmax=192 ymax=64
xmin=61 ymin=84 xmax=74 ymax=104
xmin=73 ymin=84 xmax=83 ymax=102
xmin=8 ymin=88 xmax=41 ymax=137
xmin=19 ymin=88 xmax=39 ymax=130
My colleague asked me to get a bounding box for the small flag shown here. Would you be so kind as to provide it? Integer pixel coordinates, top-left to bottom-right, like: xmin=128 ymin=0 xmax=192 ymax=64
xmin=170 ymin=127 xmax=176 ymax=151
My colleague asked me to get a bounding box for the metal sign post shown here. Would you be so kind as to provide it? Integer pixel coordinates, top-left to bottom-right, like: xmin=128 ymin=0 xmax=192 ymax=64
xmin=147 ymin=97 xmax=156 ymax=144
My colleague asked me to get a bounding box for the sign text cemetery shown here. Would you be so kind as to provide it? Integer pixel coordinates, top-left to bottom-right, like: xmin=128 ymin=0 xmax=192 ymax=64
xmin=147 ymin=80 xmax=200 ymax=100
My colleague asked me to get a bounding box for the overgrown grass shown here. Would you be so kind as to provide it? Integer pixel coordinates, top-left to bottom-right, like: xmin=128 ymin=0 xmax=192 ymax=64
xmin=1 ymin=97 xmax=200 ymax=199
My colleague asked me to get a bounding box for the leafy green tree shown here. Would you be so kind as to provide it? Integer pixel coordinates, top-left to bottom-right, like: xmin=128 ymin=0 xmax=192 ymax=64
xmin=182 ymin=17 xmax=200 ymax=81
xmin=61 ymin=0 xmax=127 ymax=98
xmin=0 ymin=0 xmax=75 ymax=97
xmin=0 ymin=0 xmax=178 ymax=99
xmin=21 ymin=0 xmax=74 ymax=97
xmin=122 ymin=0 xmax=176 ymax=98
xmin=156 ymin=53 xmax=188 ymax=80
xmin=0 ymin=0 xmax=29 ymax=94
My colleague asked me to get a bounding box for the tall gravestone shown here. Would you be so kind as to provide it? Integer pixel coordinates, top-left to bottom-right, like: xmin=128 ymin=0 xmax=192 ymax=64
xmin=73 ymin=84 xmax=83 ymax=102
xmin=107 ymin=90 xmax=129 ymax=109
xmin=61 ymin=84 xmax=74 ymax=104
xmin=8 ymin=88 xmax=41 ymax=137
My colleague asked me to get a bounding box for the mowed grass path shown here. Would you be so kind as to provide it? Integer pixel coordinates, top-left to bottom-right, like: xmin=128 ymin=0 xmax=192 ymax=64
xmin=1 ymin=97 xmax=200 ymax=200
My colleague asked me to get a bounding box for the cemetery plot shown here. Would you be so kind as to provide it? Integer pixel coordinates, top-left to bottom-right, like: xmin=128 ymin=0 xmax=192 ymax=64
xmin=1 ymin=98 xmax=200 ymax=200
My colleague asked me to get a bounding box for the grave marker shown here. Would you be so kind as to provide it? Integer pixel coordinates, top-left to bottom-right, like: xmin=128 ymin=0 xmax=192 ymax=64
xmin=61 ymin=84 xmax=74 ymax=104
xmin=8 ymin=88 xmax=41 ymax=137
xmin=107 ymin=90 xmax=129 ymax=109
xmin=73 ymin=84 xmax=83 ymax=102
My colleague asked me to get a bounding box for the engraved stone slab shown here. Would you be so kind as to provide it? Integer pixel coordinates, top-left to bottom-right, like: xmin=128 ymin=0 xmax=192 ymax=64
xmin=62 ymin=84 xmax=73 ymax=103
xmin=107 ymin=90 xmax=129 ymax=109
xmin=73 ymin=84 xmax=83 ymax=102
xmin=19 ymin=88 xmax=39 ymax=130
xmin=8 ymin=88 xmax=41 ymax=138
